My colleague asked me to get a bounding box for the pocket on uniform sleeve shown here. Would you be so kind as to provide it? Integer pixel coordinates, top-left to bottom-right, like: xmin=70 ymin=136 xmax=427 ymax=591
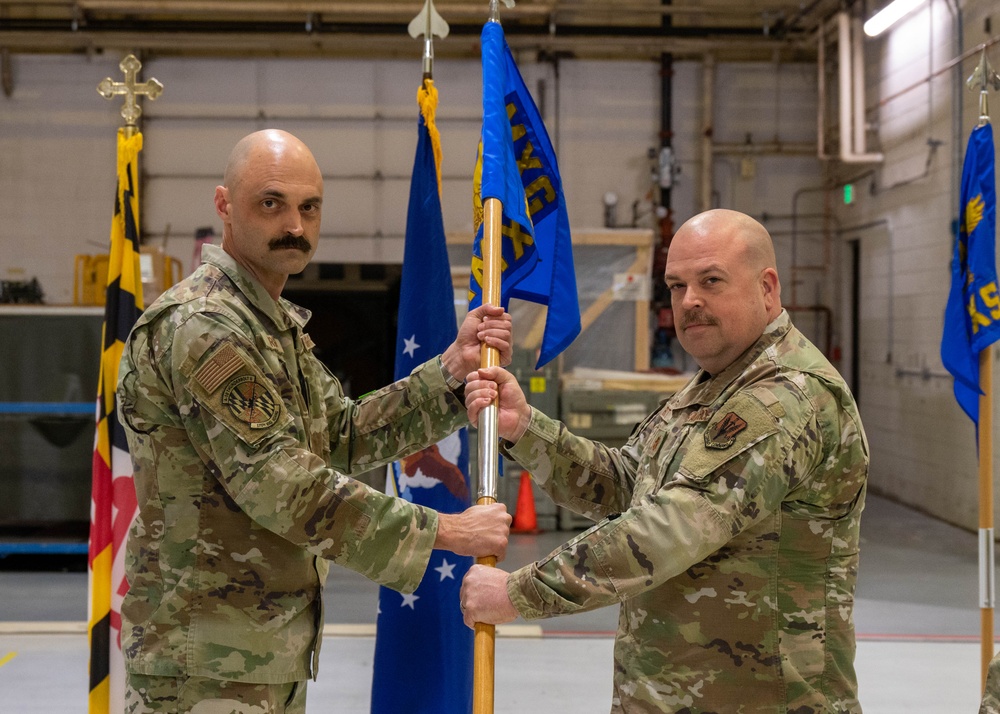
xmin=117 ymin=367 xmax=141 ymax=431
xmin=678 ymin=391 xmax=779 ymax=485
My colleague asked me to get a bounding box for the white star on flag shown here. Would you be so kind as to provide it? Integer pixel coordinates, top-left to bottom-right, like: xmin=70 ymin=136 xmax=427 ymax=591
xmin=434 ymin=558 xmax=457 ymax=581
xmin=403 ymin=334 xmax=420 ymax=358
xmin=401 ymin=593 xmax=420 ymax=610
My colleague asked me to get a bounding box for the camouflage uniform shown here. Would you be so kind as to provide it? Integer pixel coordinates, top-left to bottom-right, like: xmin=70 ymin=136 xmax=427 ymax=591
xmin=503 ymin=311 xmax=868 ymax=713
xmin=124 ymin=673 xmax=305 ymax=714
xmin=117 ymin=245 xmax=468 ymax=688
xmin=982 ymin=651 xmax=1000 ymax=714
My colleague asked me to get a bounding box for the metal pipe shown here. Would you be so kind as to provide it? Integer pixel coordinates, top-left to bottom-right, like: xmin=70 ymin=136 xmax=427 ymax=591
xmin=700 ymin=53 xmax=714 ymax=212
xmin=711 ymin=141 xmax=815 ymax=155
xmin=837 ymin=13 xmax=852 ymax=161
xmin=836 ymin=12 xmax=883 ymax=163
xmin=875 ymin=35 xmax=999 ymax=109
xmin=851 ymin=16 xmax=866 ymax=156
xmin=816 ymin=18 xmax=830 ymax=159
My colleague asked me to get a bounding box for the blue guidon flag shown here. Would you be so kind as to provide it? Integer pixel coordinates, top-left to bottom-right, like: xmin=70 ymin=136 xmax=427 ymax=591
xmin=941 ymin=123 xmax=1000 ymax=426
xmin=470 ymin=20 xmax=581 ymax=368
xmin=371 ymin=80 xmax=474 ymax=714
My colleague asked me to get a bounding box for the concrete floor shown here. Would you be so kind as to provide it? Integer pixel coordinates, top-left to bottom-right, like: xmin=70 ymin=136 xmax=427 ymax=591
xmin=0 ymin=493 xmax=991 ymax=712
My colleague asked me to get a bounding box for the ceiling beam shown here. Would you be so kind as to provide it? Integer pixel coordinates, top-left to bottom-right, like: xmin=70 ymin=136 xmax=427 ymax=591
xmin=0 ymin=27 xmax=812 ymax=61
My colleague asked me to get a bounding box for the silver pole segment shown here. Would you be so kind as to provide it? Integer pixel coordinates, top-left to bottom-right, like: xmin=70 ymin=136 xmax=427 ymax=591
xmin=477 ymin=403 xmax=499 ymax=499
xmin=982 ymin=528 xmax=996 ymax=608
xmin=423 ymin=37 xmax=434 ymax=76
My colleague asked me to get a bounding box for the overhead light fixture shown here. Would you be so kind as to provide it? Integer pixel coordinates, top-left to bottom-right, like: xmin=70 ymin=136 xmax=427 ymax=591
xmin=863 ymin=0 xmax=928 ymax=37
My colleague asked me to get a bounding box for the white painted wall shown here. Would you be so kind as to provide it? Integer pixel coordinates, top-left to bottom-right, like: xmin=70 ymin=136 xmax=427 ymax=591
xmin=1 ymin=54 xmax=124 ymax=303
xmin=1 ymin=51 xmax=815 ymax=304
xmin=828 ymin=0 xmax=1000 ymax=530
xmin=1 ymin=53 xmax=661 ymax=303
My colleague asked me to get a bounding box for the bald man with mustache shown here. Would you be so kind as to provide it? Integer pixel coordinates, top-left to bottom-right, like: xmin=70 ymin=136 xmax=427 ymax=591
xmin=116 ymin=129 xmax=513 ymax=712
xmin=461 ymin=209 xmax=869 ymax=713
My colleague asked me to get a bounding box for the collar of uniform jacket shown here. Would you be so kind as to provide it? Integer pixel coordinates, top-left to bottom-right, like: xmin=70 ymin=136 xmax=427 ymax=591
xmin=200 ymin=243 xmax=312 ymax=333
xmin=668 ymin=309 xmax=792 ymax=409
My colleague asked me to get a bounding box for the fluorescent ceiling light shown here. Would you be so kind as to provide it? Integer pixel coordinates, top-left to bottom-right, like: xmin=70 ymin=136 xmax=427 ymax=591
xmin=863 ymin=0 xmax=928 ymax=36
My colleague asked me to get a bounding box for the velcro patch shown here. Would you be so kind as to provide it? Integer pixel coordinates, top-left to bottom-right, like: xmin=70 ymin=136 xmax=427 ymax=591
xmin=188 ymin=340 xmax=289 ymax=448
xmin=222 ymin=374 xmax=281 ymax=430
xmin=261 ymin=334 xmax=282 ymax=352
xmin=678 ymin=392 xmax=778 ymax=484
xmin=195 ymin=343 xmax=243 ymax=393
xmin=705 ymin=411 xmax=748 ymax=450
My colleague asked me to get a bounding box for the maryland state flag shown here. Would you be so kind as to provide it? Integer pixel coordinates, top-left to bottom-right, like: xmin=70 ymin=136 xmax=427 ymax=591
xmin=941 ymin=123 xmax=1000 ymax=426
xmin=370 ymin=80 xmax=474 ymax=714
xmin=470 ymin=20 xmax=580 ymax=368
xmin=88 ymin=128 xmax=144 ymax=713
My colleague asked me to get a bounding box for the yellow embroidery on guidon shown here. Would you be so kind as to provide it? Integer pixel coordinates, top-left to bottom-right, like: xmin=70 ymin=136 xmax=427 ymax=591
xmin=222 ymin=374 xmax=280 ymax=429
xmin=705 ymin=411 xmax=747 ymax=450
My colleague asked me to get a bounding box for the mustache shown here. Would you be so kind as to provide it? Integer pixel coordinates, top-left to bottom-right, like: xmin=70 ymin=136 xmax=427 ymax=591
xmin=679 ymin=311 xmax=718 ymax=330
xmin=268 ymin=235 xmax=312 ymax=252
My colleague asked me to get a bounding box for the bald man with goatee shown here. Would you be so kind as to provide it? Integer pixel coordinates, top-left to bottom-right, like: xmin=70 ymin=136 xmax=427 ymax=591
xmin=461 ymin=209 xmax=869 ymax=713
xmin=116 ymin=129 xmax=513 ymax=713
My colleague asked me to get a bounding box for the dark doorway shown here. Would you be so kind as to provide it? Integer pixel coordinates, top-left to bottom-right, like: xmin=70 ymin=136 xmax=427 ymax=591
xmin=284 ymin=268 xmax=401 ymax=398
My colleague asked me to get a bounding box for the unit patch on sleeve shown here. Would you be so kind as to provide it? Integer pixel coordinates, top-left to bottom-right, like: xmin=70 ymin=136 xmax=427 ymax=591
xmin=187 ymin=339 xmax=289 ymax=447
xmin=222 ymin=374 xmax=280 ymax=429
xmin=705 ymin=411 xmax=748 ymax=450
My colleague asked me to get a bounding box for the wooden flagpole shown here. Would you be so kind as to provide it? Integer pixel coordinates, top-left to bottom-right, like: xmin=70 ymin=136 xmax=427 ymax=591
xmin=982 ymin=345 xmax=994 ymax=688
xmin=971 ymin=48 xmax=1000 ymax=689
xmin=474 ymin=5 xmax=514 ymax=711
xmin=473 ymin=196 xmax=503 ymax=714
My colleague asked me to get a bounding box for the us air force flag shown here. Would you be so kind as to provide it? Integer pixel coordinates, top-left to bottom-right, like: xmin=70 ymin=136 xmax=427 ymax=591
xmin=370 ymin=81 xmax=474 ymax=714
xmin=470 ymin=20 xmax=581 ymax=368
xmin=942 ymin=124 xmax=1000 ymax=426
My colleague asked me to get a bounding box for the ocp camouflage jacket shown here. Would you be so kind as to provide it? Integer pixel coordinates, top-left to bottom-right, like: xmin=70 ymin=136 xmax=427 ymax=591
xmin=505 ymin=310 xmax=868 ymax=713
xmin=117 ymin=245 xmax=467 ymax=684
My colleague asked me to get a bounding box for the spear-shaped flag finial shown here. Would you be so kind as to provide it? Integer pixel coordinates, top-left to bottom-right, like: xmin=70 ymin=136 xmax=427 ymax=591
xmin=409 ymin=0 xmax=449 ymax=79
xmin=967 ymin=49 xmax=1000 ymax=127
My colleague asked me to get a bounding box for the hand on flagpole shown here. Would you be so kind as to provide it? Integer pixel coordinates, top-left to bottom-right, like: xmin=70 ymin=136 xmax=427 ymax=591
xmin=434 ymin=502 xmax=511 ymax=561
xmin=465 ymin=365 xmax=531 ymax=442
xmin=443 ymin=304 xmax=513 ymax=382
xmin=460 ymin=563 xmax=518 ymax=629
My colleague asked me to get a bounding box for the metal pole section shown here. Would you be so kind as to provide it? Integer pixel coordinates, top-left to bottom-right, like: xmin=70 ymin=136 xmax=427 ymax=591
xmin=473 ymin=195 xmax=503 ymax=714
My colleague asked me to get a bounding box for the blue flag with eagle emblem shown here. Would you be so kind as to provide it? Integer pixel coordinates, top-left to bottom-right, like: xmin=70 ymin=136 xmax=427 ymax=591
xmin=469 ymin=20 xmax=580 ymax=368
xmin=370 ymin=80 xmax=473 ymax=714
xmin=941 ymin=124 xmax=1000 ymax=426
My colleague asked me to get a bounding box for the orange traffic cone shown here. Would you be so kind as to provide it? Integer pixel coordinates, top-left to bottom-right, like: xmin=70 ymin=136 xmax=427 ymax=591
xmin=511 ymin=470 xmax=539 ymax=533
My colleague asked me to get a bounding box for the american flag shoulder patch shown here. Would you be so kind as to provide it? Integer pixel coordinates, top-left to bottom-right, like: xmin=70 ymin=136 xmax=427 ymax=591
xmin=195 ymin=343 xmax=244 ymax=394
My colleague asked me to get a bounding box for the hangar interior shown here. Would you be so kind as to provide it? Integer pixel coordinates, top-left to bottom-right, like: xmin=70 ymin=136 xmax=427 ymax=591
xmin=1 ymin=0 xmax=999 ymax=711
